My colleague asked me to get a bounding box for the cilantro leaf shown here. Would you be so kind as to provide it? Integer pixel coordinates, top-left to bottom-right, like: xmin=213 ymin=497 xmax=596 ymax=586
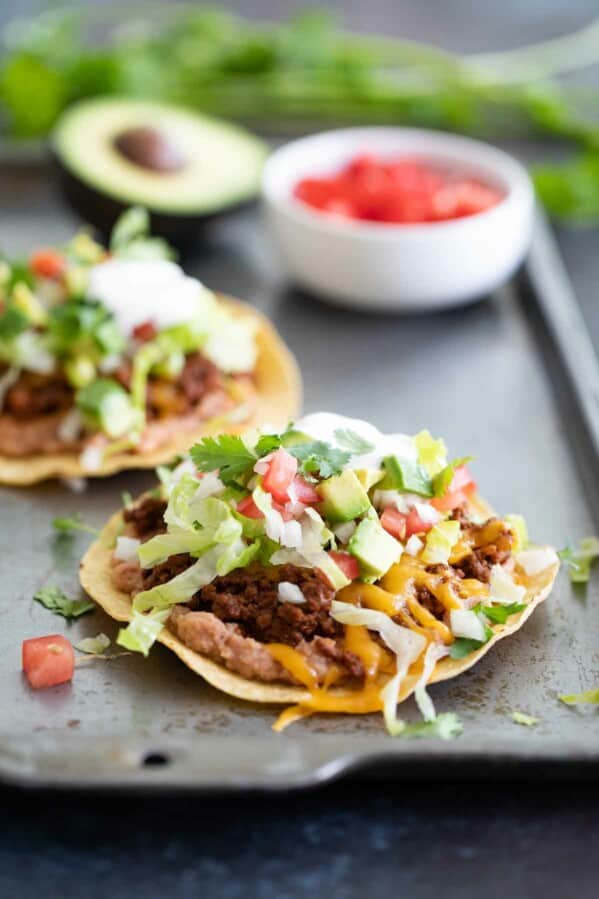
xmin=449 ymin=636 xmax=487 ymax=659
xmin=288 ymin=440 xmax=350 ymax=479
xmin=432 ymin=456 xmax=473 ymax=498
xmin=559 ymin=688 xmax=599 ymax=706
xmin=0 ymin=305 xmax=29 ymax=341
xmin=473 ymin=601 xmax=526 ymax=625
xmin=398 ymin=712 xmax=463 ymax=740
xmin=34 ymin=586 xmax=95 ymax=619
xmin=333 ymin=428 xmax=375 ymax=455
xmin=52 ymin=514 xmax=100 ymax=536
xmin=254 ymin=433 xmax=283 ymax=456
xmin=558 ymin=537 xmax=599 ymax=584
xmin=512 ymin=711 xmax=539 ymax=727
xmin=47 ymin=299 xmax=124 ymax=358
xmin=190 ymin=434 xmax=256 ymax=486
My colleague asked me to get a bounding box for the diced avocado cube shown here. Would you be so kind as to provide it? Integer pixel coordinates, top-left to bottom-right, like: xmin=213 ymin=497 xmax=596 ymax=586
xmin=348 ymin=518 xmax=402 ymax=580
xmin=318 ymin=469 xmax=371 ymax=523
xmin=76 ymin=379 xmax=137 ymax=438
xmin=380 ymin=455 xmax=433 ymax=497
xmin=354 ymin=468 xmax=384 ymax=492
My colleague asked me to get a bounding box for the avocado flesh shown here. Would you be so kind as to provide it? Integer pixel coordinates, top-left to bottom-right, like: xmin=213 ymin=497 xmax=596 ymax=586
xmin=318 ymin=469 xmax=371 ymax=523
xmin=52 ymin=99 xmax=267 ymax=246
xmin=348 ymin=518 xmax=402 ymax=580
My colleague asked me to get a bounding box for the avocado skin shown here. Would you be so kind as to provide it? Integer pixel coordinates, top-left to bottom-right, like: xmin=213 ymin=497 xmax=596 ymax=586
xmin=52 ymin=152 xmax=257 ymax=251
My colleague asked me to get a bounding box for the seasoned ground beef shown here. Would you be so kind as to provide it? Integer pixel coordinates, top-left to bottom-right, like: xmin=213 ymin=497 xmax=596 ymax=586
xmin=123 ymin=497 xmax=167 ymax=540
xmin=115 ymin=351 xmax=224 ymax=420
xmin=3 ymin=370 xmax=73 ymax=419
xmin=142 ymin=552 xmax=191 ymax=589
xmin=454 ymin=517 xmax=514 ymax=583
xmin=413 ymin=583 xmax=447 ymax=619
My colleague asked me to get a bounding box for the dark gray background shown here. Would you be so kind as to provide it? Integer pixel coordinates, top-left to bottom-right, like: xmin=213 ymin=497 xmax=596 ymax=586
xmin=2 ymin=1 xmax=599 ymax=897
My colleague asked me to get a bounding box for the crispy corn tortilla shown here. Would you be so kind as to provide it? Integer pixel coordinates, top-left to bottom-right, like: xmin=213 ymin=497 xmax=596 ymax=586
xmin=80 ymin=493 xmax=558 ymax=709
xmin=0 ymin=295 xmax=301 ymax=486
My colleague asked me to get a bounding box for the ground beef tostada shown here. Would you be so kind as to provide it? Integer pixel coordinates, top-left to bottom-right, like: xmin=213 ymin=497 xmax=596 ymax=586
xmin=80 ymin=413 xmax=559 ymax=734
xmin=0 ymin=207 xmax=299 ymax=483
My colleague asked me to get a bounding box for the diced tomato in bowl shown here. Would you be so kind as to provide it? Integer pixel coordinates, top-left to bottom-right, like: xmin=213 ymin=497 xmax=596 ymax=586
xmin=22 ymin=635 xmax=75 ymax=689
xmin=30 ymin=249 xmax=65 ymax=280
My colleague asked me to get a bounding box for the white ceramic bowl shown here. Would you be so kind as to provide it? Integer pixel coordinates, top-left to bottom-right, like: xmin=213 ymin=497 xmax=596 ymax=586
xmin=262 ymin=127 xmax=534 ymax=311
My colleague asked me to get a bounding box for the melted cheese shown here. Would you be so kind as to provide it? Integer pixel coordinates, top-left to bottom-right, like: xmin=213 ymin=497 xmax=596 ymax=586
xmin=268 ymin=551 xmax=501 ymax=728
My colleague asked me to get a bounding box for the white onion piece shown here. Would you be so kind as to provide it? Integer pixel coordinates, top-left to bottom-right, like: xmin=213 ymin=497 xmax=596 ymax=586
xmin=195 ymin=471 xmax=224 ymax=500
xmin=450 ymin=609 xmax=487 ymax=642
xmin=79 ymin=444 xmax=103 ymax=472
xmin=488 ymin=564 xmax=526 ymax=605
xmin=57 ymin=408 xmax=84 ymax=443
xmin=413 ymin=502 xmax=442 ymax=525
xmin=278 ymin=582 xmax=306 ymax=605
xmin=333 ymin=521 xmax=357 ymax=544
xmin=404 ymin=535 xmax=424 ymax=556
xmin=515 ymin=548 xmax=559 ymax=576
xmin=59 ymin=476 xmax=87 ymax=494
xmin=114 ymin=536 xmax=141 ymax=562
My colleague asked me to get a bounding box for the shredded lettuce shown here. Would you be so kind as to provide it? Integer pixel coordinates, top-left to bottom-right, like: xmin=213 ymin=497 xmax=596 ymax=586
xmin=414 ymin=642 xmax=448 ymax=722
xmin=432 ymin=456 xmax=472 ymax=497
xmin=505 ymin=514 xmax=529 ymax=553
xmin=559 ymin=688 xmax=599 ymax=705
xmin=75 ymin=633 xmax=111 ymax=655
xmin=421 ymin=520 xmax=461 ymax=565
xmin=450 ymin=608 xmax=488 ymax=642
xmin=558 ymin=537 xmax=599 ymax=584
xmin=117 ymin=608 xmax=170 ymax=656
xmin=512 ymin=711 xmax=539 ymax=726
xmin=414 ymin=430 xmax=448 ymax=476
xmin=132 ymin=547 xmax=224 ymax=613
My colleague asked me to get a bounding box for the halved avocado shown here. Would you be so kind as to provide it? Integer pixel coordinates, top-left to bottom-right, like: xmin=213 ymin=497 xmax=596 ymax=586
xmin=52 ymin=98 xmax=268 ymax=248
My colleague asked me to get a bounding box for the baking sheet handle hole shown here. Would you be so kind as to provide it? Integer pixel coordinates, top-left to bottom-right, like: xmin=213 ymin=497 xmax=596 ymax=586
xmin=141 ymin=751 xmax=170 ymax=768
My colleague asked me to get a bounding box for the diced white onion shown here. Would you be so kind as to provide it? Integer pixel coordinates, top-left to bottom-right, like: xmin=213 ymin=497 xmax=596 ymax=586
xmin=515 ymin=547 xmax=559 ymax=576
xmin=488 ymin=564 xmax=526 ymax=605
xmin=59 ymin=476 xmax=87 ymax=494
xmin=450 ymin=609 xmax=487 ymax=642
xmin=98 ymin=354 xmax=123 ymax=374
xmin=333 ymin=521 xmax=357 ymax=544
xmin=114 ymin=536 xmax=141 ymax=562
xmin=413 ymin=502 xmax=442 ymax=525
xmin=195 ymin=471 xmax=224 ymax=500
xmin=79 ymin=444 xmax=103 ymax=472
xmin=404 ymin=535 xmax=424 ymax=556
xmin=277 ymin=582 xmax=306 ymax=605
xmin=57 ymin=408 xmax=84 ymax=443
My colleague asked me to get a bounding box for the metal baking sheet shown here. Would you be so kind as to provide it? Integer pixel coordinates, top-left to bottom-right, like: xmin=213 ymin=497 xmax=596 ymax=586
xmin=1 ymin=170 xmax=598 ymax=788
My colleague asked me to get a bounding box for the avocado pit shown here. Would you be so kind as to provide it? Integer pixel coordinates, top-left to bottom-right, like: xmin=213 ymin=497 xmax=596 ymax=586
xmin=113 ymin=126 xmax=187 ymax=174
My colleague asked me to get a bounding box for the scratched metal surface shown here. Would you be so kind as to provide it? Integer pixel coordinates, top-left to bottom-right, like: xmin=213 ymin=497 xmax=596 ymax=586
xmin=0 ymin=166 xmax=598 ymax=789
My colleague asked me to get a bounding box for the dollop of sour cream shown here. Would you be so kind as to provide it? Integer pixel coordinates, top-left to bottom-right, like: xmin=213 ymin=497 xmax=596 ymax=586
xmin=293 ymin=412 xmax=417 ymax=470
xmin=87 ymin=259 xmax=208 ymax=335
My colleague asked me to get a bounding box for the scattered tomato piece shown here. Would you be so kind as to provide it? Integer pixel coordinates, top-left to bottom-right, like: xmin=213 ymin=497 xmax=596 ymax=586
xmin=405 ymin=507 xmax=435 ymax=537
xmin=132 ymin=320 xmax=158 ymax=342
xmin=329 ymin=550 xmax=360 ymax=581
xmin=237 ymin=495 xmax=263 ymax=519
xmin=380 ymin=507 xmax=407 ymax=541
xmin=291 ymin=475 xmax=321 ymax=505
xmin=294 ymin=155 xmax=502 ymax=224
xmin=30 ymin=249 xmax=65 ymax=280
xmin=22 ymin=635 xmax=75 ymax=689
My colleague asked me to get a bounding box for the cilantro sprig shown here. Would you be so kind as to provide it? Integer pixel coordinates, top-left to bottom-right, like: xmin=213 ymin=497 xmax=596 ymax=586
xmin=52 ymin=514 xmax=100 ymax=537
xmin=449 ymin=601 xmax=525 ymax=659
xmin=34 ymin=586 xmax=95 ymax=619
xmin=190 ymin=429 xmax=351 ymax=486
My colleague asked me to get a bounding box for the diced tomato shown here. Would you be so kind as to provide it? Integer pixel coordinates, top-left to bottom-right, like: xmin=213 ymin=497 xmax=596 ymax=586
xmin=22 ymin=635 xmax=74 ymax=690
xmin=30 ymin=249 xmax=65 ymax=280
xmin=329 ymin=551 xmax=360 ymax=581
xmin=405 ymin=507 xmax=435 ymax=537
xmin=291 ymin=475 xmax=321 ymax=505
xmin=380 ymin=507 xmax=407 ymax=541
xmin=262 ymin=448 xmax=298 ymax=505
xmin=237 ymin=495 xmax=264 ymax=519
xmin=132 ymin=320 xmax=158 ymax=342
xmin=431 ymin=465 xmax=477 ymax=512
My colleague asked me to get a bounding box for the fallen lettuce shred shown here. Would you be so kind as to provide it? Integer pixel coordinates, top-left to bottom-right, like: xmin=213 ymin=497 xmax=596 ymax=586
xmin=512 ymin=710 xmax=540 ymax=727
xmin=75 ymin=633 xmax=111 ymax=655
xmin=117 ymin=609 xmax=170 ymax=656
xmin=559 ymin=688 xmax=599 ymax=706
xmin=505 ymin=514 xmax=529 ymax=553
xmin=558 ymin=537 xmax=599 ymax=584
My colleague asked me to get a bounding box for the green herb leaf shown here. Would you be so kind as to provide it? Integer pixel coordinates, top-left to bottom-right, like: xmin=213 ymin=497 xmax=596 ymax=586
xmin=474 ymin=601 xmax=526 ymax=625
xmin=254 ymin=433 xmax=283 ymax=456
xmin=432 ymin=456 xmax=473 ymax=497
xmin=397 ymin=712 xmax=463 ymax=740
xmin=34 ymin=586 xmax=95 ymax=619
xmin=288 ymin=440 xmax=350 ymax=480
xmin=333 ymin=428 xmax=375 ymax=455
xmin=449 ymin=636 xmax=487 ymax=659
xmin=109 ymin=206 xmax=173 ymax=260
xmin=559 ymin=688 xmax=599 ymax=706
xmin=47 ymin=299 xmax=124 ymax=359
xmin=0 ymin=305 xmax=29 ymax=341
xmin=190 ymin=434 xmax=256 ymax=486
xmin=558 ymin=536 xmax=599 ymax=584
xmin=75 ymin=633 xmax=111 ymax=654
xmin=52 ymin=514 xmax=100 ymax=536
xmin=512 ymin=711 xmax=540 ymax=727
